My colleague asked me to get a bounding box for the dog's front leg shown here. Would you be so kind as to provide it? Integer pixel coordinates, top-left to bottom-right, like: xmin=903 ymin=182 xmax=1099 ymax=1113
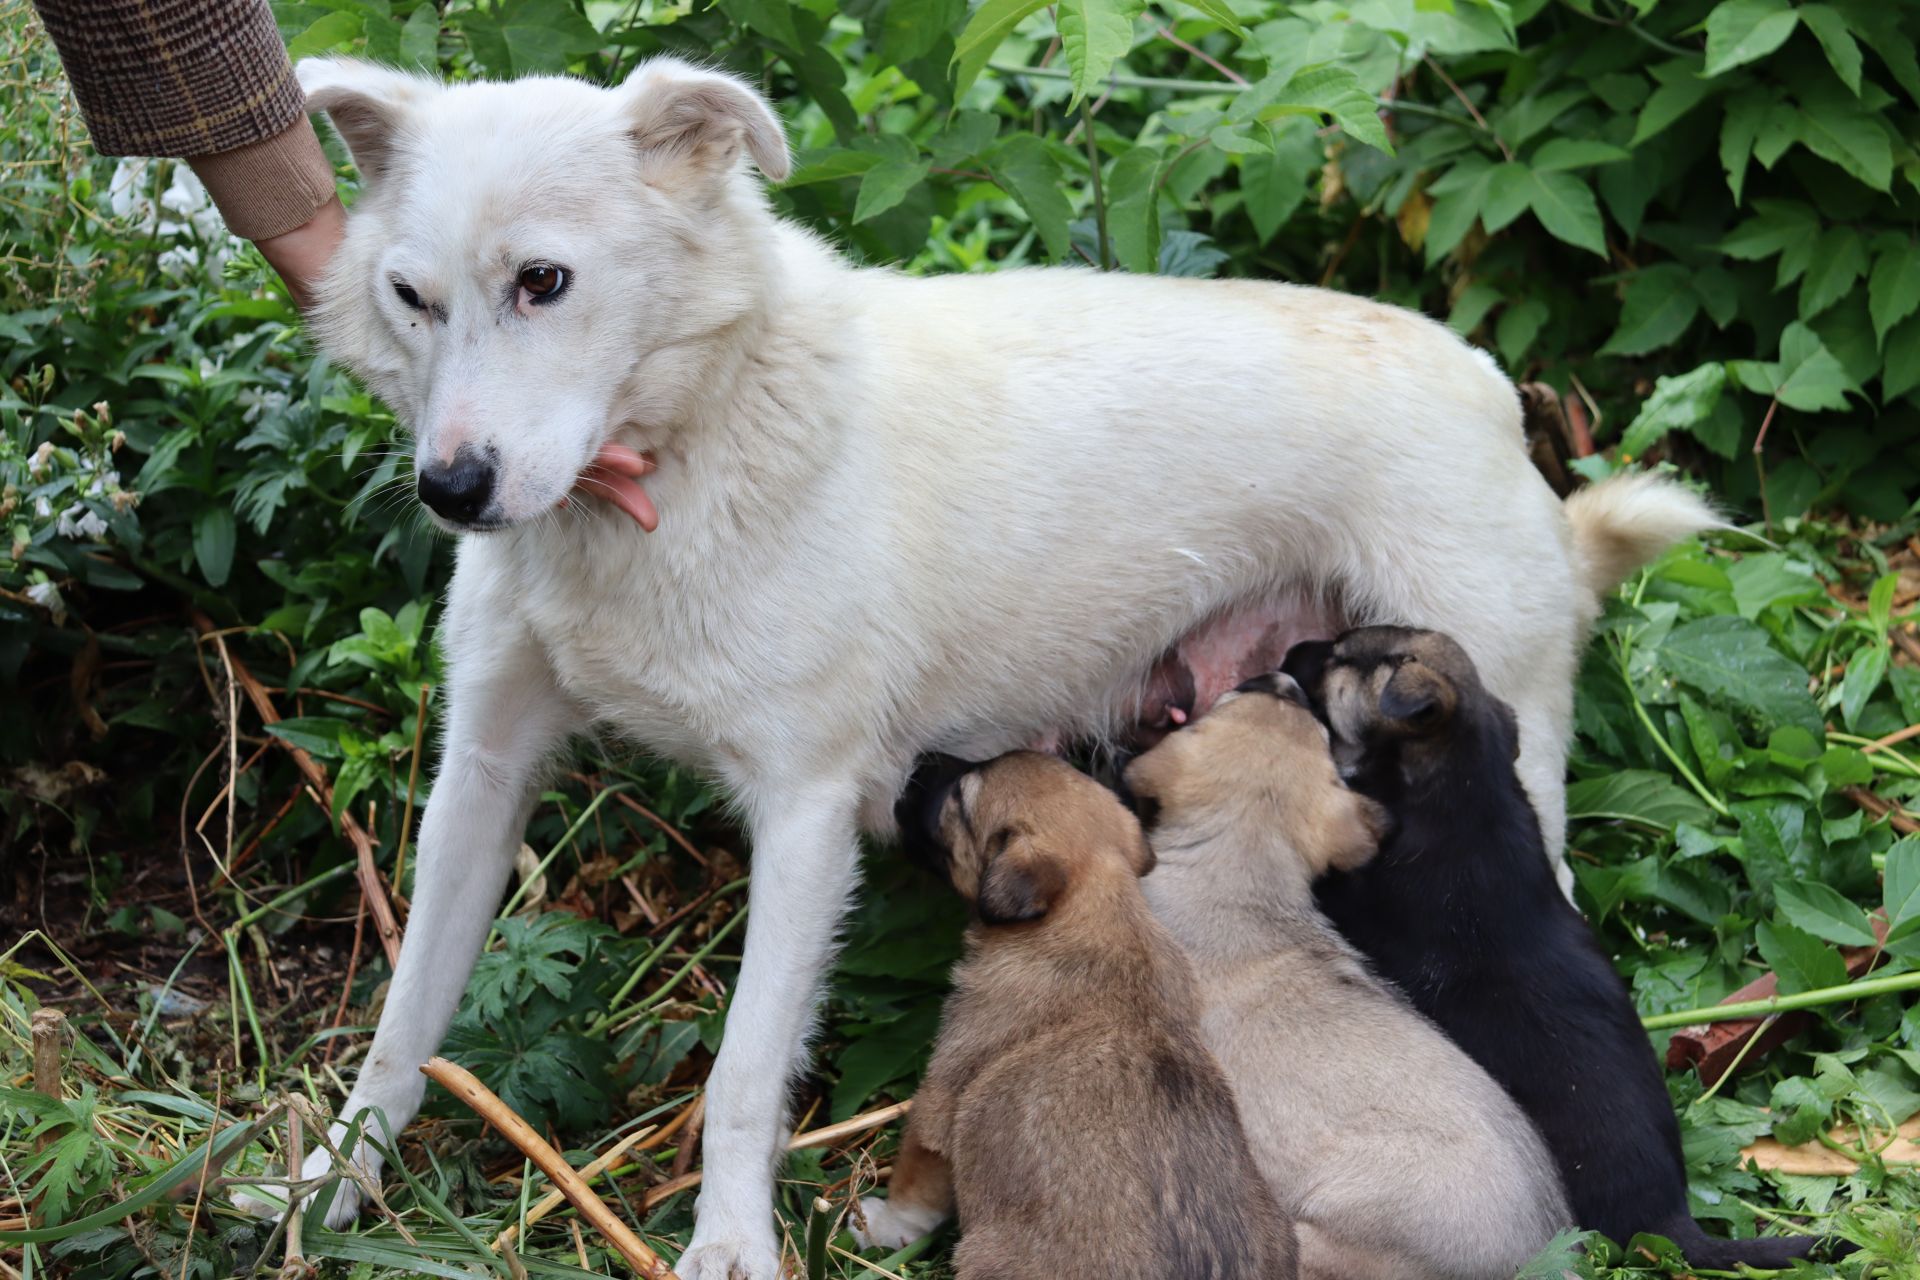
xmin=681 ymin=784 xmax=862 ymax=1280
xmin=242 ymin=625 xmax=573 ymax=1227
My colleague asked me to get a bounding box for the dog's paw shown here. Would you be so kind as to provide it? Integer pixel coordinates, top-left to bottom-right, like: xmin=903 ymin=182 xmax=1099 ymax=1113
xmin=677 ymin=1234 xmax=782 ymax=1280
xmin=231 ymin=1138 xmax=377 ymax=1228
xmin=851 ymin=1195 xmax=944 ymax=1251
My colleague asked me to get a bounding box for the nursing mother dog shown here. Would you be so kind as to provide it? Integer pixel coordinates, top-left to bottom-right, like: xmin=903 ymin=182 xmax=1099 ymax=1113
xmin=282 ymin=53 xmax=1713 ymax=1278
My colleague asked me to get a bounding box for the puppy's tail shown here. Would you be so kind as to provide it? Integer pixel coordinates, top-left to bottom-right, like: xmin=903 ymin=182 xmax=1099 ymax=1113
xmin=1563 ymin=472 xmax=1720 ymax=608
xmin=1665 ymin=1220 xmax=1851 ymax=1270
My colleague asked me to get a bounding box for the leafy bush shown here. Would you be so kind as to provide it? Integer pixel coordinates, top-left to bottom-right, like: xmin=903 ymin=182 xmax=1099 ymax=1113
xmin=3 ymin=0 xmax=1920 ymax=1275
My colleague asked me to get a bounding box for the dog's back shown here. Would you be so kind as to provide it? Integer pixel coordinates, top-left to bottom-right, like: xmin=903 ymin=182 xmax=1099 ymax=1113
xmin=940 ymin=908 xmax=1296 ymax=1280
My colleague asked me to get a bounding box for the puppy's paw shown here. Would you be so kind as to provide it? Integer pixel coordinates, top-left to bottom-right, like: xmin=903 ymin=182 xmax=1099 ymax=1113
xmin=852 ymin=1195 xmax=945 ymax=1251
xmin=677 ymin=1234 xmax=782 ymax=1280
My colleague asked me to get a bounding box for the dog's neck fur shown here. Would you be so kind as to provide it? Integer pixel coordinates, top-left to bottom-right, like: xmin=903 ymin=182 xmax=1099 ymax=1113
xmin=1141 ymin=810 xmax=1324 ymax=962
xmin=1339 ymin=706 xmax=1563 ymax=931
xmin=962 ymin=866 xmax=1191 ymax=1009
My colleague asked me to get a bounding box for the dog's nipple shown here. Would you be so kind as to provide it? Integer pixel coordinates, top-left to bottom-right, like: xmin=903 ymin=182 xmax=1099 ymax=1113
xmin=1168 ymin=707 xmax=1188 ymax=726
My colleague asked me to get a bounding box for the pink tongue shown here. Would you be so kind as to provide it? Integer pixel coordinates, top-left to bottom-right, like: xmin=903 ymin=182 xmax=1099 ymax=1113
xmin=571 ymin=443 xmax=659 ymax=531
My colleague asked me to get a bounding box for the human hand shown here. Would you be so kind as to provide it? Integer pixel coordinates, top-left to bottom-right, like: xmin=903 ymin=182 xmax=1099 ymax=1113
xmin=254 ymin=194 xmax=345 ymax=312
xmin=572 ymin=443 xmax=659 ymax=531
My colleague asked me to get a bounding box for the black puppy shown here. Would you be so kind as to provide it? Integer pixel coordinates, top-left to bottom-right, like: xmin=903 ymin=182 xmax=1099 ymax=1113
xmin=1283 ymin=626 xmax=1836 ymax=1269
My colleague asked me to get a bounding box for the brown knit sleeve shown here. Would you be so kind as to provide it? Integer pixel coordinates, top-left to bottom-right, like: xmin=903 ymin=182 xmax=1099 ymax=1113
xmin=31 ymin=0 xmax=307 ymax=158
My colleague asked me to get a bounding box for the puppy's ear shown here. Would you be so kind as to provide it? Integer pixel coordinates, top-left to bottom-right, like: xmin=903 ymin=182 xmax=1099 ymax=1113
xmin=977 ymin=835 xmax=1066 ymax=925
xmin=621 ymin=57 xmax=790 ymax=183
xmin=1379 ymin=660 xmax=1456 ymax=732
xmin=1309 ymin=791 xmax=1387 ymax=874
xmin=298 ymin=58 xmax=439 ymax=186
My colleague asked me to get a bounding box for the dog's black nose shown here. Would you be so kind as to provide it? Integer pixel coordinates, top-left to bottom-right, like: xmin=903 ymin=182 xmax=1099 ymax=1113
xmin=1281 ymin=640 xmax=1334 ymax=697
xmin=417 ymin=452 xmax=496 ymax=525
xmin=895 ymin=752 xmax=977 ymax=872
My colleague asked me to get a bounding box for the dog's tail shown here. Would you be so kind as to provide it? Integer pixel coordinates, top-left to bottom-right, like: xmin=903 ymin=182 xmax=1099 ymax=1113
xmin=1663 ymin=1218 xmax=1852 ymax=1270
xmin=1564 ymin=472 xmax=1720 ymax=607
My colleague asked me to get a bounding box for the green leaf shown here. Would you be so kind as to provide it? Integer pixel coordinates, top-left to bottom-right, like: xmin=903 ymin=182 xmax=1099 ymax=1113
xmin=1565 ymin=769 xmax=1716 ymax=831
xmin=853 ymin=157 xmax=931 ymax=222
xmin=1056 ymin=0 xmax=1146 ymax=103
xmin=1618 ymin=362 xmax=1727 ymax=458
xmin=1756 ymin=918 xmax=1848 ymax=995
xmin=1839 ymin=640 xmax=1888 ymax=730
xmin=1798 ymin=226 xmax=1868 ymax=321
xmin=1480 ymin=162 xmax=1533 ymax=233
xmin=1527 ymin=169 xmax=1607 ymax=257
xmin=1797 ymin=5 xmax=1863 ymax=95
xmin=192 ymin=505 xmax=235 ymax=588
xmin=1238 ymin=121 xmax=1316 ymax=244
xmin=1239 ymin=64 xmax=1392 ymax=154
xmin=719 ymin=0 xmax=802 ymax=50
xmin=1496 ymin=298 xmax=1549 ymax=364
xmin=1774 ymin=321 xmax=1856 ymax=412
xmin=1720 ymin=88 xmax=1768 ymax=202
xmin=398 ymin=2 xmax=439 ymax=69
xmin=1794 ymin=86 xmax=1894 ymax=191
xmin=286 ymin=10 xmax=364 ymax=59
xmin=1775 ymin=880 xmax=1878 ymax=946
xmin=1886 ymin=836 xmax=1920 ymax=940
xmin=951 ymin=0 xmax=1048 ymax=94
xmin=1528 ymin=138 xmax=1631 ymax=172
xmin=1869 ymin=242 xmax=1920 ymax=345
xmin=1884 ymin=314 xmax=1920 ymax=400
xmin=987 ymin=135 xmax=1075 ymax=260
xmin=1659 ymin=615 xmax=1825 ymax=736
xmin=264 ymin=716 xmax=352 ymax=758
xmin=494 ymin=0 xmax=603 ymax=73
xmin=1727 ymin=552 xmax=1823 ymax=619
xmin=880 ymin=0 xmax=965 ymax=64
xmin=1175 ymin=0 xmax=1245 ymax=36
xmin=1631 ymin=65 xmax=1714 ymax=146
xmin=1704 ymin=0 xmax=1800 ymax=76
xmin=1105 ymin=144 xmax=1164 ymax=272
xmin=1424 ymin=156 xmax=1493 ymax=264
xmin=1721 ymin=198 xmax=1818 ymax=263
xmin=1602 ymin=264 xmax=1702 ymax=357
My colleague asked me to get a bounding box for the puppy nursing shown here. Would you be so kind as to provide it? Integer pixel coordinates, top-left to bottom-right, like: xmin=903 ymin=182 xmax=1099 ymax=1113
xmin=858 ymin=752 xmax=1297 ymax=1280
xmin=1286 ymin=628 xmax=1837 ymax=1269
xmin=1124 ymin=677 xmax=1570 ymax=1280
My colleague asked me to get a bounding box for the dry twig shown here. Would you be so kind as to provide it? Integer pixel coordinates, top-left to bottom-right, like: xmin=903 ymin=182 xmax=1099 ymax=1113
xmin=423 ymin=1057 xmax=678 ymax=1278
xmin=640 ymin=1100 xmax=914 ymax=1211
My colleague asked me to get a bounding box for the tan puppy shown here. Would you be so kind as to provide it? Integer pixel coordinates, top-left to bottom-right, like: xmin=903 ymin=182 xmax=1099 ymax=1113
xmin=855 ymin=751 xmax=1298 ymax=1280
xmin=1124 ymin=677 xmax=1570 ymax=1280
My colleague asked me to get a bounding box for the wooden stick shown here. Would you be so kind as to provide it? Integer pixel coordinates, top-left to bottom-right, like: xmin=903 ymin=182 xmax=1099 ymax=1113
xmin=491 ymin=1121 xmax=660 ymax=1252
xmin=422 ymin=1058 xmax=677 ymax=1279
xmin=31 ymin=1008 xmax=65 ymax=1169
xmin=641 ymin=1100 xmax=914 ymax=1210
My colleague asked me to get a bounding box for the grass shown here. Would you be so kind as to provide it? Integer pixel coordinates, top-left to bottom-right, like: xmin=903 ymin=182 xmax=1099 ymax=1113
xmin=5 ymin=515 xmax=1920 ymax=1280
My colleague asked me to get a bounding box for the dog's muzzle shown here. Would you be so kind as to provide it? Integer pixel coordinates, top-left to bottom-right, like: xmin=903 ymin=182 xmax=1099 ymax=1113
xmin=894 ymin=752 xmax=977 ymax=873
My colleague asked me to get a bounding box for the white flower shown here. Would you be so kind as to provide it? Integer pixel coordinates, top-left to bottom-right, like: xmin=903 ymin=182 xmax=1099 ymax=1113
xmin=33 ymin=494 xmax=52 ymax=518
xmin=29 ymin=441 xmax=55 ymax=478
xmin=159 ymin=244 xmax=202 ymax=278
xmin=57 ymin=504 xmax=108 ymax=540
xmin=108 ymin=157 xmax=157 ymax=227
xmin=25 ymin=580 xmax=67 ymax=623
xmin=197 ymin=356 xmax=221 ymax=381
xmin=237 ymin=387 xmax=290 ymax=424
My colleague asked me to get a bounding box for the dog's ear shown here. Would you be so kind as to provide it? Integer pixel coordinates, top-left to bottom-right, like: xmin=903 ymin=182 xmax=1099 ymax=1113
xmin=298 ymin=58 xmax=439 ymax=186
xmin=1379 ymin=660 xmax=1456 ymax=732
xmin=620 ymin=57 xmax=791 ymax=183
xmin=976 ymin=833 xmax=1066 ymax=925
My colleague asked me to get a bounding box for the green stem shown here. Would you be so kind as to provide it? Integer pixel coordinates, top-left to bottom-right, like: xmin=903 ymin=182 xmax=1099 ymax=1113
xmin=586 ymin=920 xmax=690 ymax=1035
xmin=229 ymin=861 xmax=355 ymax=932
xmin=1642 ymin=969 xmax=1920 ymax=1030
xmin=805 ymin=1196 xmax=833 ymax=1280
xmin=603 ymin=906 xmax=752 ymax=1032
xmin=1616 ymin=641 xmax=1732 ymax=820
xmin=494 ymin=783 xmax=631 ymax=923
xmin=1826 ymin=732 xmax=1920 ymax=780
xmin=1082 ymin=100 xmax=1111 ymax=270
xmin=986 ymin=61 xmax=1477 ymax=128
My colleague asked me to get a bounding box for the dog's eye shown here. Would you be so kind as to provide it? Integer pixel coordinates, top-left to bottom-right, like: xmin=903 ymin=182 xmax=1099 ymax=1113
xmin=392 ymin=279 xmax=424 ymax=310
xmin=518 ymin=264 xmax=568 ymax=304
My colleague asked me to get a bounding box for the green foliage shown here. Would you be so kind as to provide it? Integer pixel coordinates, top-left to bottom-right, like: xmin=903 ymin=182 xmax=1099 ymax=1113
xmin=4 ymin=0 xmax=1920 ymax=1276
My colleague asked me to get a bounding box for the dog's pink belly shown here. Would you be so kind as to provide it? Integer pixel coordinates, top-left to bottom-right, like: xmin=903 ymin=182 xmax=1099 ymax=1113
xmin=1024 ymin=600 xmax=1341 ymax=754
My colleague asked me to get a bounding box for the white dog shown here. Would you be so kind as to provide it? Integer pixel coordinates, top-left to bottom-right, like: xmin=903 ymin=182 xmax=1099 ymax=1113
xmin=278 ymin=55 xmax=1712 ymax=1278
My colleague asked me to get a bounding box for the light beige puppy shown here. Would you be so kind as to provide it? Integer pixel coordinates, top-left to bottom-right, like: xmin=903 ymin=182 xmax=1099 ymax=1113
xmin=1125 ymin=676 xmax=1571 ymax=1280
